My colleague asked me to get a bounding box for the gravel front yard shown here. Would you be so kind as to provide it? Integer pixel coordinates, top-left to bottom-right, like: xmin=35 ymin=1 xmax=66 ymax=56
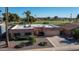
xmin=0 ymin=37 xmax=53 ymax=51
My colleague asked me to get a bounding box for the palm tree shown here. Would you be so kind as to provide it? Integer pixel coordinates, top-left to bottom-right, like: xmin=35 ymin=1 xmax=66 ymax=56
xmin=24 ymin=11 xmax=31 ymax=25
xmin=5 ymin=7 xmax=10 ymax=47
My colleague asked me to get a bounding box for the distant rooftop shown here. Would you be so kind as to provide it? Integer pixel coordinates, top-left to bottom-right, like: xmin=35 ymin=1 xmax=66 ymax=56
xmin=11 ymin=24 xmax=60 ymax=30
xmin=61 ymin=23 xmax=79 ymax=30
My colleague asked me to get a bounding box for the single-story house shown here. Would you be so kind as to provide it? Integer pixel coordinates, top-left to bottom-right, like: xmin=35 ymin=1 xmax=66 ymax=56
xmin=60 ymin=23 xmax=79 ymax=36
xmin=9 ymin=24 xmax=61 ymax=38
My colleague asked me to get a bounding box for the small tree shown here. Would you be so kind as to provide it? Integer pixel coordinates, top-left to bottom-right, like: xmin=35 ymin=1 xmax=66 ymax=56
xmin=29 ymin=36 xmax=36 ymax=44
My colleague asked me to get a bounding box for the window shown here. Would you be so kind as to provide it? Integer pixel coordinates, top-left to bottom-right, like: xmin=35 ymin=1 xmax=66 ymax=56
xmin=14 ymin=33 xmax=20 ymax=37
xmin=38 ymin=32 xmax=44 ymax=36
xmin=25 ymin=32 xmax=32 ymax=35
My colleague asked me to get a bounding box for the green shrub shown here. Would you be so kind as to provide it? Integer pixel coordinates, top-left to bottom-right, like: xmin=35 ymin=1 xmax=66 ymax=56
xmin=43 ymin=22 xmax=49 ymax=24
xmin=72 ymin=29 xmax=79 ymax=39
xmin=38 ymin=42 xmax=47 ymax=46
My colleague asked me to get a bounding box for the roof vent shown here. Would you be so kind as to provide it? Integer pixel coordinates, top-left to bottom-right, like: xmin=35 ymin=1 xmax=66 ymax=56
xmin=23 ymin=24 xmax=31 ymax=28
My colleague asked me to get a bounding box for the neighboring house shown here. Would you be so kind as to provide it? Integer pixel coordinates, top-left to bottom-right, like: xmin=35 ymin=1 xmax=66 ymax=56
xmin=0 ymin=22 xmax=6 ymax=40
xmin=60 ymin=23 xmax=79 ymax=36
xmin=9 ymin=24 xmax=61 ymax=38
xmin=0 ymin=17 xmax=3 ymax=23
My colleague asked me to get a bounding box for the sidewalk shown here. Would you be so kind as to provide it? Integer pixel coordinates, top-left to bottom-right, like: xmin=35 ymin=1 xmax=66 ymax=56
xmin=28 ymin=45 xmax=79 ymax=51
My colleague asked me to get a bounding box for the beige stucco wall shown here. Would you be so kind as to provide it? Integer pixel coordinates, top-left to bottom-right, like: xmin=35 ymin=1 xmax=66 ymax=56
xmin=9 ymin=28 xmax=60 ymax=38
xmin=44 ymin=29 xmax=60 ymax=36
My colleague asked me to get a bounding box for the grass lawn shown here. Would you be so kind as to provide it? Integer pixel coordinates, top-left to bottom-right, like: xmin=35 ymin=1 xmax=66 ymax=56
xmin=32 ymin=20 xmax=70 ymax=25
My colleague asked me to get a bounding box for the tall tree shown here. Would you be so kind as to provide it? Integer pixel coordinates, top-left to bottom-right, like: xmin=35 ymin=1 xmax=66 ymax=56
xmin=29 ymin=16 xmax=36 ymax=23
xmin=53 ymin=16 xmax=58 ymax=20
xmin=77 ymin=14 xmax=79 ymax=19
xmin=76 ymin=14 xmax=79 ymax=22
xmin=2 ymin=13 xmax=11 ymax=21
xmin=3 ymin=13 xmax=20 ymax=22
xmin=24 ymin=11 xmax=31 ymax=24
xmin=12 ymin=13 xmax=20 ymax=22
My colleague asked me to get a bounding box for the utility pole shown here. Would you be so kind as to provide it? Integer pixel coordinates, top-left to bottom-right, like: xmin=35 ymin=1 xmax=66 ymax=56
xmin=5 ymin=7 xmax=10 ymax=47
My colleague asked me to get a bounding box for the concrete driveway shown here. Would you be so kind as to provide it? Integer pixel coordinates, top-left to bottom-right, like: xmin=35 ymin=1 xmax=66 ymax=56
xmin=46 ymin=36 xmax=78 ymax=47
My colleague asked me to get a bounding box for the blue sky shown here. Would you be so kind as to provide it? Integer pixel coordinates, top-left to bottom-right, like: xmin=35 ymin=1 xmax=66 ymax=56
xmin=0 ymin=7 xmax=79 ymax=18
